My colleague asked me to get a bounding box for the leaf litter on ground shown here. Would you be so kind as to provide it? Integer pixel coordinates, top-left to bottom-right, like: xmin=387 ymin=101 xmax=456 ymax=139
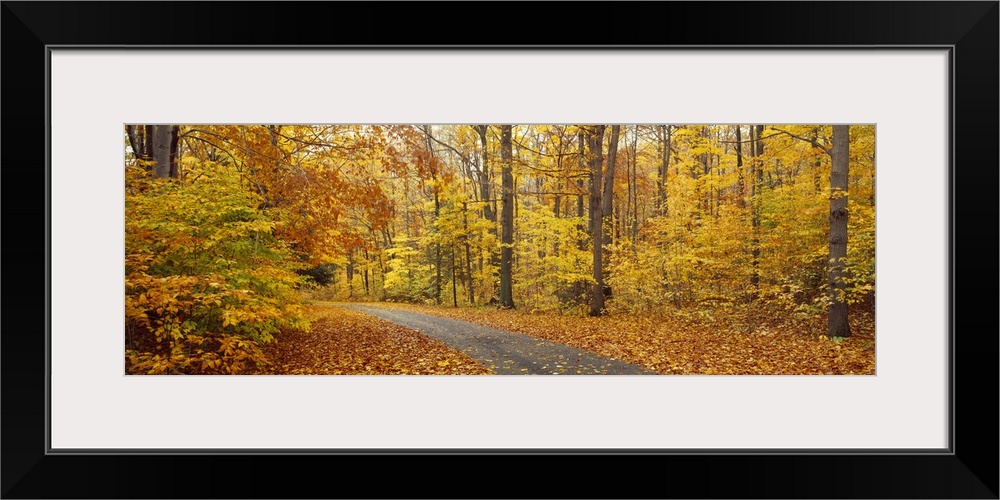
xmin=367 ymin=302 xmax=875 ymax=375
xmin=256 ymin=305 xmax=490 ymax=375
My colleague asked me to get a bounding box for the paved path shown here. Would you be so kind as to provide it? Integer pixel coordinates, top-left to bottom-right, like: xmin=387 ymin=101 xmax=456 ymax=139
xmin=337 ymin=304 xmax=654 ymax=375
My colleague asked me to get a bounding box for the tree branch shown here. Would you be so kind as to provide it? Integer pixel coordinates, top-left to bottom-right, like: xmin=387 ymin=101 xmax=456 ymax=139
xmin=511 ymin=137 xmax=580 ymax=158
xmin=771 ymin=127 xmax=832 ymax=156
xmin=422 ymin=130 xmax=473 ymax=165
xmin=273 ymin=128 xmax=364 ymax=150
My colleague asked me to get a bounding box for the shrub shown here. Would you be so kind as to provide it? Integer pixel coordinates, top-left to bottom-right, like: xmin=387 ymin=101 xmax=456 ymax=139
xmin=124 ymin=160 xmax=307 ymax=374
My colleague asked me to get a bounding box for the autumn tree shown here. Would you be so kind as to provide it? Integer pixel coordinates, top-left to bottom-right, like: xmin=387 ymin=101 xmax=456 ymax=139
xmin=127 ymin=124 xmax=873 ymax=343
xmin=601 ymin=125 xmax=621 ymax=280
xmin=473 ymin=125 xmax=495 ymax=225
xmin=828 ymin=125 xmax=851 ymax=337
xmin=656 ymin=125 xmax=671 ymax=215
xmin=750 ymin=124 xmax=764 ymax=295
xmin=587 ymin=125 xmax=606 ymax=316
xmin=770 ymin=125 xmax=853 ymax=337
xmin=472 ymin=125 xmax=498 ymax=300
xmin=498 ymin=125 xmax=515 ymax=309
xmin=127 ymin=124 xmax=179 ymax=178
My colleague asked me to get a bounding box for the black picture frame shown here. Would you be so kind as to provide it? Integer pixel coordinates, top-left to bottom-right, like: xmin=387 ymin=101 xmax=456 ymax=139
xmin=3 ymin=2 xmax=996 ymax=498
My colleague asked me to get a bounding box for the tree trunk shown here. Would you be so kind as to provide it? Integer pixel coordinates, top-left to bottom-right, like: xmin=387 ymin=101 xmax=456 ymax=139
xmin=498 ymin=125 xmax=515 ymax=309
xmin=602 ymin=125 xmax=620 ymax=241
xmin=474 ymin=125 xmax=498 ymax=298
xmin=553 ymin=144 xmax=563 ymax=220
xmin=169 ymin=126 xmax=180 ymax=178
xmin=601 ymin=125 xmax=620 ymax=293
xmin=143 ymin=125 xmax=154 ymax=159
xmin=451 ymin=245 xmax=458 ymax=307
xmin=423 ymin=126 xmax=442 ymax=305
xmin=463 ymin=202 xmax=475 ymax=305
xmin=750 ymin=125 xmax=764 ymax=294
xmin=576 ymin=130 xmax=586 ymax=250
xmin=125 ymin=125 xmax=143 ymax=161
xmin=362 ymin=249 xmax=370 ymax=295
xmin=735 ymin=126 xmax=745 ymax=209
xmin=346 ymin=250 xmax=355 ymax=299
xmin=474 ymin=125 xmax=495 ymax=224
xmin=151 ymin=125 xmax=176 ymax=179
xmin=701 ymin=126 xmax=711 ymax=216
xmin=813 ymin=129 xmax=823 ymax=192
xmin=588 ymin=125 xmax=606 ymax=316
xmin=828 ymin=125 xmax=852 ymax=337
xmin=630 ymin=126 xmax=639 ymax=244
xmin=656 ymin=126 xmax=664 ymax=214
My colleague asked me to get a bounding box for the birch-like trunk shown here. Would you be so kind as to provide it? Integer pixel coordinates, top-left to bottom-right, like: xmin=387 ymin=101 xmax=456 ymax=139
xmin=152 ymin=125 xmax=174 ymax=178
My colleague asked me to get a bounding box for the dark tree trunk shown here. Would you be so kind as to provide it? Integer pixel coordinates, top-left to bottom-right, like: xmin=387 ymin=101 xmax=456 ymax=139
xmin=347 ymin=250 xmax=355 ymax=299
xmin=813 ymin=129 xmax=823 ymax=192
xmin=451 ymin=245 xmax=458 ymax=307
xmin=375 ymin=232 xmax=386 ymax=298
xmin=143 ymin=125 xmax=154 ymax=159
xmin=498 ymin=125 xmax=515 ymax=309
xmin=576 ymin=130 xmax=586 ymax=250
xmin=630 ymin=126 xmax=639 ymax=244
xmin=474 ymin=125 xmax=498 ymax=298
xmin=435 ymin=237 xmax=442 ymax=304
xmin=657 ymin=125 xmax=670 ymax=215
xmin=362 ymin=249 xmax=370 ymax=295
xmin=169 ymin=126 xmax=180 ymax=178
xmin=588 ymin=125 xmax=606 ymax=316
xmin=700 ymin=126 xmax=711 ymax=216
xmin=828 ymin=125 xmax=852 ymax=338
xmin=463 ymin=202 xmax=475 ymax=305
xmin=151 ymin=125 xmax=177 ymax=179
xmin=423 ymin=126 xmax=443 ymax=305
xmin=656 ymin=126 xmax=665 ymax=214
xmin=554 ymin=146 xmax=562 ymax=220
xmin=125 ymin=125 xmax=142 ymax=161
xmin=474 ymin=125 xmax=495 ymax=224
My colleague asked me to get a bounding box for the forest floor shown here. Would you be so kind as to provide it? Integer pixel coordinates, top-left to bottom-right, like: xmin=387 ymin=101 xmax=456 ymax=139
xmin=256 ymin=305 xmax=489 ymax=375
xmin=339 ymin=303 xmax=652 ymax=375
xmin=259 ymin=302 xmax=651 ymax=375
xmin=261 ymin=301 xmax=875 ymax=375
xmin=358 ymin=301 xmax=877 ymax=375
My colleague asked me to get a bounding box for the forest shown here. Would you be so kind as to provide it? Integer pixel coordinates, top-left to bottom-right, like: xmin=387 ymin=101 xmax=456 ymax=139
xmin=125 ymin=124 xmax=875 ymax=375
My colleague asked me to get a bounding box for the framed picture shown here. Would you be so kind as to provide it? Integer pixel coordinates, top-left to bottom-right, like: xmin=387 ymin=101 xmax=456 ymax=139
xmin=3 ymin=2 xmax=995 ymax=498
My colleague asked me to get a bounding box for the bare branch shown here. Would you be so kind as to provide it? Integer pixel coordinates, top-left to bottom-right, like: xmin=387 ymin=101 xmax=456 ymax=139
xmin=771 ymin=127 xmax=832 ymax=156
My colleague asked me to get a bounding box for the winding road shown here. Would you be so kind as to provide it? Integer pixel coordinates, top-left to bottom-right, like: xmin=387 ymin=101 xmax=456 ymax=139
xmin=337 ymin=304 xmax=654 ymax=375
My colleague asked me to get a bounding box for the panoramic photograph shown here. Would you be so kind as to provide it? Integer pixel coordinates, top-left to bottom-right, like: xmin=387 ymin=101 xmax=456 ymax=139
xmin=124 ymin=124 xmax=875 ymax=375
